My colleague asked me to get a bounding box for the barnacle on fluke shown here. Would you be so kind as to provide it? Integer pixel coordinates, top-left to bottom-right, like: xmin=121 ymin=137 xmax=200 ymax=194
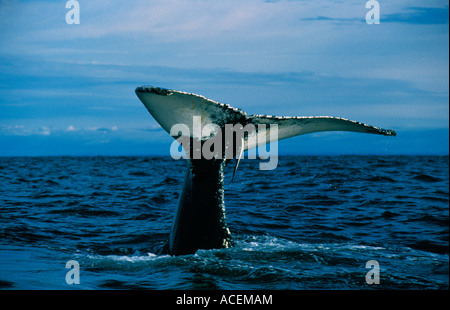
xmin=136 ymin=86 xmax=172 ymax=96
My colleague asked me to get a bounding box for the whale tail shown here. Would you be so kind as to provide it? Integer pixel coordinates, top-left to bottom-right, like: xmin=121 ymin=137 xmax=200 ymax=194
xmin=136 ymin=86 xmax=395 ymax=153
xmin=135 ymin=86 xmax=396 ymax=255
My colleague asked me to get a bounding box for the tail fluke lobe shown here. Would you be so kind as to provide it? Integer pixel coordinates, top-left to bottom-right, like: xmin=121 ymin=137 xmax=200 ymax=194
xmin=248 ymin=115 xmax=396 ymax=144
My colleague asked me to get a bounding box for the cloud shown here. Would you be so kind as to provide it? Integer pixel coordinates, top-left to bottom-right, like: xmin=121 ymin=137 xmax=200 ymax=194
xmin=91 ymin=127 xmax=117 ymax=133
xmin=0 ymin=124 xmax=123 ymax=137
xmin=384 ymin=6 xmax=449 ymax=25
xmin=140 ymin=125 xmax=164 ymax=132
xmin=0 ymin=125 xmax=30 ymax=136
xmin=300 ymin=16 xmax=362 ymax=23
xmin=38 ymin=126 xmax=51 ymax=136
xmin=0 ymin=0 xmax=279 ymax=42
xmin=298 ymin=4 xmax=449 ymax=25
xmin=83 ymin=126 xmax=121 ymax=133
xmin=0 ymin=125 xmax=51 ymax=137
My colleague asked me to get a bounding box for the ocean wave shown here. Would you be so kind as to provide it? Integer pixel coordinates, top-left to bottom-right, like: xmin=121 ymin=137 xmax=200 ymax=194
xmin=0 ymin=155 xmax=448 ymax=289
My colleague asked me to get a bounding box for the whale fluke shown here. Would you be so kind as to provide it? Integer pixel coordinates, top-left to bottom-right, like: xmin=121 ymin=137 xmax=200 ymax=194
xmin=135 ymin=86 xmax=396 ymax=255
xmin=136 ymin=86 xmax=395 ymax=150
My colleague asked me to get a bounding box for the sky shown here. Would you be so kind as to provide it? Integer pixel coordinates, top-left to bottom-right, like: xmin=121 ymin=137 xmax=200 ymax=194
xmin=0 ymin=0 xmax=448 ymax=156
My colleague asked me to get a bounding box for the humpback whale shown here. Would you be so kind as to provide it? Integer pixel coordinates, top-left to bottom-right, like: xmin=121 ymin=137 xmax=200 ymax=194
xmin=135 ymin=86 xmax=396 ymax=255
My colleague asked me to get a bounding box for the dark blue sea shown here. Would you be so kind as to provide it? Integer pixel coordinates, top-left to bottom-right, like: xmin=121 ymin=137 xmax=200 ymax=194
xmin=0 ymin=156 xmax=448 ymax=290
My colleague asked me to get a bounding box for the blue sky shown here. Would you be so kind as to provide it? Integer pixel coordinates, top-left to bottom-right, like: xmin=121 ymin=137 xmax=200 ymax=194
xmin=0 ymin=0 xmax=448 ymax=156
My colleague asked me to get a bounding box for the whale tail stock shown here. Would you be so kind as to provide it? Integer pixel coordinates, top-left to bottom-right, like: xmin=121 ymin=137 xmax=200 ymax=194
xmin=135 ymin=86 xmax=396 ymax=255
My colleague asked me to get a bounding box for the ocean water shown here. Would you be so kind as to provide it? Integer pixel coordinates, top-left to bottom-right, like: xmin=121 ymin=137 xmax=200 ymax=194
xmin=0 ymin=155 xmax=448 ymax=290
